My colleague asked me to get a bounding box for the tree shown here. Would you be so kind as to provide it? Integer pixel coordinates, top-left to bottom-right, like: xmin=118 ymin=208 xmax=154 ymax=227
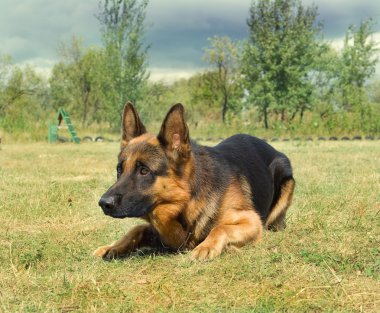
xmin=0 ymin=62 xmax=47 ymax=132
xmin=368 ymin=80 xmax=380 ymax=105
xmin=242 ymin=0 xmax=323 ymax=128
xmin=188 ymin=71 xmax=223 ymax=124
xmin=49 ymin=62 xmax=73 ymax=112
xmin=338 ymin=19 xmax=378 ymax=120
xmin=189 ymin=72 xmax=221 ymax=109
xmin=97 ymin=0 xmax=149 ymax=127
xmin=203 ymin=36 xmax=242 ymax=122
xmin=0 ymin=64 xmax=43 ymax=116
xmin=310 ymin=45 xmax=340 ymax=120
xmin=49 ymin=36 xmax=104 ymax=126
xmin=0 ymin=54 xmax=14 ymax=115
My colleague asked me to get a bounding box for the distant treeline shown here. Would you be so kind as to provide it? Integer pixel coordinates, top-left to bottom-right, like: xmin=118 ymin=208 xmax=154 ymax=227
xmin=0 ymin=0 xmax=379 ymax=141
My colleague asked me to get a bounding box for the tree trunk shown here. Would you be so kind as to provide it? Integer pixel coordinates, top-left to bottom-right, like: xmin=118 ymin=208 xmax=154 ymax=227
xmin=82 ymin=90 xmax=90 ymax=127
xmin=300 ymin=106 xmax=305 ymax=122
xmin=222 ymin=93 xmax=228 ymax=123
xmin=264 ymin=107 xmax=268 ymax=129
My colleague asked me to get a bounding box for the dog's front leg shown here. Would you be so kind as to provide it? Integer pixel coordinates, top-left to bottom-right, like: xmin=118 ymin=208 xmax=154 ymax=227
xmin=191 ymin=209 xmax=263 ymax=261
xmin=93 ymin=224 xmax=161 ymax=260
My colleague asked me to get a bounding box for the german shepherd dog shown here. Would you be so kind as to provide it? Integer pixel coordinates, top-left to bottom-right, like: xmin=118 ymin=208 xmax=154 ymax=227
xmin=93 ymin=103 xmax=295 ymax=261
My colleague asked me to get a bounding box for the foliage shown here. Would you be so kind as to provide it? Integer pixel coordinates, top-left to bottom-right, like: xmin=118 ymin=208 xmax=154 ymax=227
xmin=369 ymin=80 xmax=380 ymax=104
xmin=242 ymin=0 xmax=323 ymax=128
xmin=0 ymin=57 xmax=48 ymax=135
xmin=0 ymin=54 xmax=13 ymax=114
xmin=308 ymin=45 xmax=340 ymax=121
xmin=203 ymin=36 xmax=243 ymax=122
xmin=337 ymin=19 xmax=379 ymax=132
xmin=49 ymin=36 xmax=105 ymax=127
xmin=96 ymin=0 xmax=150 ymax=127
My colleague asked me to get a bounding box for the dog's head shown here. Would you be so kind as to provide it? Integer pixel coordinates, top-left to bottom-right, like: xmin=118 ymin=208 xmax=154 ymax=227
xmin=98 ymin=103 xmax=191 ymax=218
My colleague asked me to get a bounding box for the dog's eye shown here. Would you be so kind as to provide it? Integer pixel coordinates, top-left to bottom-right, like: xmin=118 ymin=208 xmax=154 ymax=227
xmin=136 ymin=161 xmax=150 ymax=176
xmin=116 ymin=162 xmax=123 ymax=179
xmin=139 ymin=166 xmax=150 ymax=176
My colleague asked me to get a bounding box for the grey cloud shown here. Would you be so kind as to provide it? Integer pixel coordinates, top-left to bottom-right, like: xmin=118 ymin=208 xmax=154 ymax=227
xmin=0 ymin=0 xmax=99 ymax=62
xmin=0 ymin=0 xmax=379 ymax=73
xmin=146 ymin=0 xmax=380 ymax=67
xmin=145 ymin=0 xmax=250 ymax=68
xmin=303 ymin=0 xmax=380 ymax=38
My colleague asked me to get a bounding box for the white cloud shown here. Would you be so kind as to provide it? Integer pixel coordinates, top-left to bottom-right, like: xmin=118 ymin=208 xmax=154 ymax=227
xmin=19 ymin=58 xmax=55 ymax=79
xmin=328 ymin=31 xmax=380 ymax=79
xmin=329 ymin=31 xmax=380 ymax=50
xmin=149 ymin=67 xmax=204 ymax=83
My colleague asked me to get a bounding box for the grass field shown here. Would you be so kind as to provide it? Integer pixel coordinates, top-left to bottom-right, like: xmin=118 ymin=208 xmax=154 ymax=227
xmin=0 ymin=140 xmax=379 ymax=312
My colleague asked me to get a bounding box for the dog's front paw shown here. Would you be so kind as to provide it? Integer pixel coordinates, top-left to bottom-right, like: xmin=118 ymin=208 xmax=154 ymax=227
xmin=190 ymin=243 xmax=222 ymax=261
xmin=93 ymin=245 xmax=113 ymax=258
xmin=93 ymin=245 xmax=125 ymax=260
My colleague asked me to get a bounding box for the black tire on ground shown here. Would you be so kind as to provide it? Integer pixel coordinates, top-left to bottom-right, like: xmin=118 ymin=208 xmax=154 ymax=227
xmin=82 ymin=136 xmax=93 ymax=142
xmin=95 ymin=136 xmax=105 ymax=142
xmin=58 ymin=136 xmax=69 ymax=143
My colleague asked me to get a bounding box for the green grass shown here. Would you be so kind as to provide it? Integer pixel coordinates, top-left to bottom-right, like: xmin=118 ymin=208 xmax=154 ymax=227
xmin=0 ymin=141 xmax=379 ymax=312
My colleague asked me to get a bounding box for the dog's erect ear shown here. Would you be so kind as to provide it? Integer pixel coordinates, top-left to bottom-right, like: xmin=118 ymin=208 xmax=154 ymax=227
xmin=121 ymin=102 xmax=146 ymax=147
xmin=158 ymin=103 xmax=190 ymax=160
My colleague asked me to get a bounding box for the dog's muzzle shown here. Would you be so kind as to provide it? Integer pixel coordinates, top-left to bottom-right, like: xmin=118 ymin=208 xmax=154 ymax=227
xmin=98 ymin=195 xmax=118 ymax=215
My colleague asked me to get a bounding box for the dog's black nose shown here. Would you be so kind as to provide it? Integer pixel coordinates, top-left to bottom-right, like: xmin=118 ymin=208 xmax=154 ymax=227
xmin=98 ymin=196 xmax=116 ymax=212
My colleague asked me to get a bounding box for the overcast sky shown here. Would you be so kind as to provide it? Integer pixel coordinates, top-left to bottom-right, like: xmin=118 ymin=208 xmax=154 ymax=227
xmin=0 ymin=0 xmax=379 ymax=81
